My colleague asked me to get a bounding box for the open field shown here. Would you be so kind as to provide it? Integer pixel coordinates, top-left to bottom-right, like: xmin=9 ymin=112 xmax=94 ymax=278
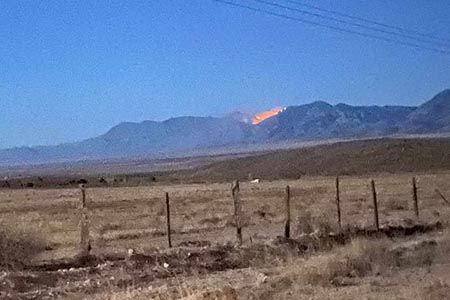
xmin=3 ymin=137 xmax=450 ymax=189
xmin=1 ymin=168 xmax=450 ymax=299
xmin=173 ymin=137 xmax=450 ymax=182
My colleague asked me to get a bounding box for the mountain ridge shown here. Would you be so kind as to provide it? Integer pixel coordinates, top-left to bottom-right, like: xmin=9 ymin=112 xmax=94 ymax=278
xmin=1 ymin=89 xmax=449 ymax=166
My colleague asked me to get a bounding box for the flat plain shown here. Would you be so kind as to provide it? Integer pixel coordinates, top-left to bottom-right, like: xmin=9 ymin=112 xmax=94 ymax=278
xmin=2 ymin=168 xmax=450 ymax=299
xmin=2 ymin=139 xmax=450 ymax=299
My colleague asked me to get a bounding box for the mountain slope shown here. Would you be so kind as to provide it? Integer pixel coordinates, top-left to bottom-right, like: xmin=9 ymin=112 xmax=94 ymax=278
xmin=0 ymin=117 xmax=255 ymax=166
xmin=100 ymin=116 xmax=254 ymax=152
xmin=401 ymin=89 xmax=450 ymax=133
xmin=258 ymin=101 xmax=416 ymax=140
xmin=0 ymin=89 xmax=449 ymax=166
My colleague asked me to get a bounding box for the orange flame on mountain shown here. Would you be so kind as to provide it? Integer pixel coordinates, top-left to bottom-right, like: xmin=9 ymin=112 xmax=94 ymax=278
xmin=252 ymin=107 xmax=285 ymax=125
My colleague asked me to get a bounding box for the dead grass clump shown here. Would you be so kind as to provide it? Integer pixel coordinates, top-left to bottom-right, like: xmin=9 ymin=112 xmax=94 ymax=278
xmin=391 ymin=240 xmax=437 ymax=268
xmin=301 ymin=236 xmax=442 ymax=286
xmin=0 ymin=225 xmax=48 ymax=270
xmin=296 ymin=211 xmax=334 ymax=235
xmin=326 ymin=238 xmax=394 ymax=278
xmin=300 ymin=238 xmax=394 ymax=285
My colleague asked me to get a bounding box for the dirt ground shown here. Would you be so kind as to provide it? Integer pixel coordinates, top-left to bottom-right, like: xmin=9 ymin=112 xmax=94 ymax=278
xmin=1 ymin=171 xmax=450 ymax=299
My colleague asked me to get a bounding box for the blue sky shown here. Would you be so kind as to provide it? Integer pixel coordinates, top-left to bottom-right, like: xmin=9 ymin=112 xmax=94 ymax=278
xmin=0 ymin=0 xmax=449 ymax=149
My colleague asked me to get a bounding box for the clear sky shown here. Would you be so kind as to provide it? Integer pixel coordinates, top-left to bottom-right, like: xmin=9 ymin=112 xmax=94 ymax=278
xmin=1 ymin=0 xmax=449 ymax=149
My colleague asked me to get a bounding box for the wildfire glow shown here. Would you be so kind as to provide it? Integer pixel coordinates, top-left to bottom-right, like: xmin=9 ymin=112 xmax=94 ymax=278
xmin=252 ymin=107 xmax=285 ymax=125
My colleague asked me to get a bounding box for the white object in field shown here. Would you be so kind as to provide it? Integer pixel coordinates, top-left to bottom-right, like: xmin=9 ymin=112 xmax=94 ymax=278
xmin=250 ymin=179 xmax=260 ymax=184
xmin=127 ymin=248 xmax=135 ymax=257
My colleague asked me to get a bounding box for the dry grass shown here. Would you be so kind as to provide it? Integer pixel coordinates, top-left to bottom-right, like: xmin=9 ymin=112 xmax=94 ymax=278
xmin=295 ymin=210 xmax=335 ymax=247
xmin=245 ymin=234 xmax=450 ymax=300
xmin=322 ymin=238 xmax=394 ymax=280
xmin=87 ymin=285 xmax=237 ymax=300
xmin=299 ymin=236 xmax=442 ymax=287
xmin=297 ymin=238 xmax=394 ymax=286
xmin=1 ymin=172 xmax=450 ymax=261
xmin=0 ymin=225 xmax=48 ymax=270
xmin=1 ymin=172 xmax=450 ymax=299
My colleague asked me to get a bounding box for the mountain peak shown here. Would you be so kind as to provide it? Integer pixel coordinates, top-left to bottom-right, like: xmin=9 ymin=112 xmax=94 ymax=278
xmin=435 ymin=89 xmax=450 ymax=97
xmin=1 ymin=89 xmax=450 ymax=166
xmin=422 ymin=89 xmax=450 ymax=107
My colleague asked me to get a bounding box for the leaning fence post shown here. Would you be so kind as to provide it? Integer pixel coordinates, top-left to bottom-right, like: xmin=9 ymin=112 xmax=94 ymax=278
xmin=370 ymin=180 xmax=380 ymax=231
xmin=284 ymin=185 xmax=291 ymax=239
xmin=79 ymin=184 xmax=91 ymax=256
xmin=165 ymin=192 xmax=172 ymax=248
xmin=335 ymin=176 xmax=342 ymax=229
xmin=231 ymin=180 xmax=243 ymax=245
xmin=435 ymin=189 xmax=450 ymax=208
xmin=412 ymin=177 xmax=419 ymax=218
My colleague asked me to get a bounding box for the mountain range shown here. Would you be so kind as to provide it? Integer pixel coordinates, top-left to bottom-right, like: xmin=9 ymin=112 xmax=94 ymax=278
xmin=1 ymin=89 xmax=450 ymax=166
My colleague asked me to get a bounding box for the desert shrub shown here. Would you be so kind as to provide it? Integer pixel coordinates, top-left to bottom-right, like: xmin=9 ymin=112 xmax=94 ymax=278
xmin=296 ymin=211 xmax=334 ymax=235
xmin=325 ymin=238 xmax=394 ymax=279
xmin=392 ymin=240 xmax=437 ymax=268
xmin=301 ymin=236 xmax=442 ymax=286
xmin=0 ymin=225 xmax=48 ymax=270
xmin=25 ymin=182 xmax=34 ymax=188
xmin=300 ymin=238 xmax=394 ymax=285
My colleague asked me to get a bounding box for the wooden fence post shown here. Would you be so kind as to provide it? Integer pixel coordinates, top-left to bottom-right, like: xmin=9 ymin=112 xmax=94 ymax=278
xmin=80 ymin=184 xmax=87 ymax=208
xmin=335 ymin=176 xmax=342 ymax=229
xmin=79 ymin=184 xmax=91 ymax=256
xmin=284 ymin=185 xmax=291 ymax=239
xmin=165 ymin=192 xmax=172 ymax=248
xmin=412 ymin=177 xmax=419 ymax=218
xmin=231 ymin=180 xmax=243 ymax=245
xmin=370 ymin=180 xmax=380 ymax=231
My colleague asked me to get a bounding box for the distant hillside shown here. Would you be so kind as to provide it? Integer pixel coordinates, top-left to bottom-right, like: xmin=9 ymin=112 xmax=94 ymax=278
xmin=401 ymin=90 xmax=450 ymax=133
xmin=0 ymin=117 xmax=256 ymax=166
xmin=100 ymin=116 xmax=255 ymax=154
xmin=1 ymin=89 xmax=449 ymax=166
xmin=175 ymin=138 xmax=450 ymax=182
xmin=259 ymin=101 xmax=415 ymax=140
